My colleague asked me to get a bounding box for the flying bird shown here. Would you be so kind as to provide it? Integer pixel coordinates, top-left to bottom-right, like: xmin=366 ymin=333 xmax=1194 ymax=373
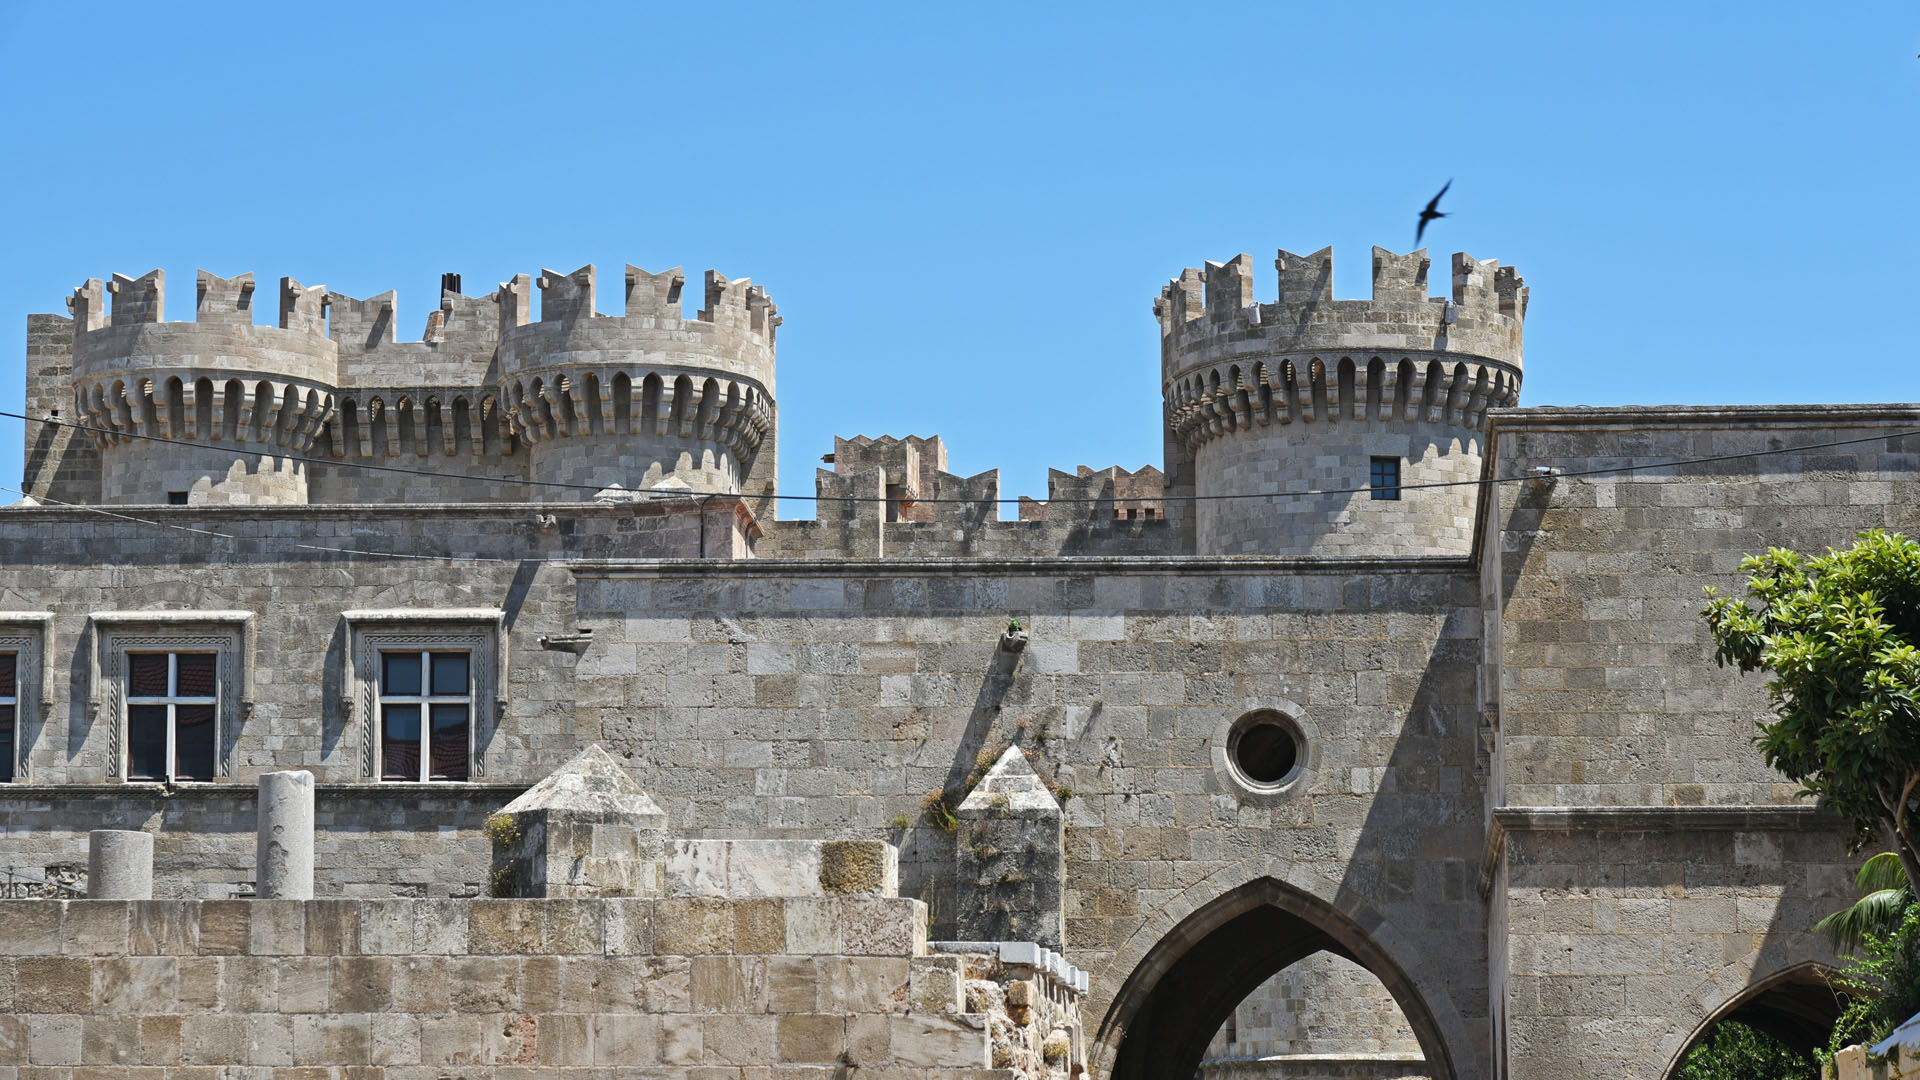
xmin=1415 ymin=180 xmax=1452 ymax=245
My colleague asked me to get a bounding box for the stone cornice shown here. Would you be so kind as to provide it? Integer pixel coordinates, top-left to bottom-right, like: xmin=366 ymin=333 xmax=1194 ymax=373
xmin=0 ymin=782 xmax=531 ymax=799
xmin=1478 ymin=804 xmax=1843 ymax=897
xmin=1487 ymin=402 xmax=1920 ymax=432
xmin=567 ymin=554 xmax=1476 ymax=578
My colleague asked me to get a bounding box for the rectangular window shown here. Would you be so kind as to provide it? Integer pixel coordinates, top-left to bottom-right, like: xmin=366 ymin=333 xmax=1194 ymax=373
xmin=125 ymin=652 xmax=218 ymax=781
xmin=379 ymin=650 xmax=471 ymax=782
xmin=167 ymin=491 xmax=189 ymax=505
xmin=0 ymin=652 xmax=14 ymax=783
xmin=1369 ymin=456 xmax=1401 ymax=501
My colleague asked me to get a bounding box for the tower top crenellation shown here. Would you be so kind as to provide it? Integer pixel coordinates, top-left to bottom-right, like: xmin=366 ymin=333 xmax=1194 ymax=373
xmin=1156 ymin=245 xmax=1526 ymax=385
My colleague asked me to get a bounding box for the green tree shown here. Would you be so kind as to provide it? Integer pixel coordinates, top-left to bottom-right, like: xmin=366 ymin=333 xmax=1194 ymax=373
xmin=1822 ymin=904 xmax=1920 ymax=1062
xmin=1703 ymin=530 xmax=1920 ymax=893
xmin=1676 ymin=1021 xmax=1816 ymax=1080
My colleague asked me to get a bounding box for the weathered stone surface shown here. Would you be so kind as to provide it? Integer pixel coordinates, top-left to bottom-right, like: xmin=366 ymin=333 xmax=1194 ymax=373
xmin=490 ymin=744 xmax=666 ymax=899
xmin=85 ymin=830 xmax=153 ymax=901
xmin=955 ymin=747 xmax=1065 ymax=950
xmin=255 ymin=770 xmax=315 ymax=900
xmin=5 ymin=249 xmax=1913 ymax=1080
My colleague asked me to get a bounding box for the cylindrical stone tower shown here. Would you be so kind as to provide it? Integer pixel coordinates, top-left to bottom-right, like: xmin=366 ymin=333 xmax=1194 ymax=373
xmin=69 ymin=270 xmax=338 ymax=505
xmin=1158 ymin=245 xmax=1525 ymax=556
xmin=495 ymin=264 xmax=776 ymax=500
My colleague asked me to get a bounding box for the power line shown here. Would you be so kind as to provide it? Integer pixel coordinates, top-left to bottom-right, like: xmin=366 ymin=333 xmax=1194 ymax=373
xmin=12 ymin=410 xmax=1920 ymax=506
xmin=0 ymin=480 xmax=544 ymax=565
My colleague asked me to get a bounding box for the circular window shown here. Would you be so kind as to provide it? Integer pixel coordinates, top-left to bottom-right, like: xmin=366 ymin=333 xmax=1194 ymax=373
xmin=1226 ymin=711 xmax=1304 ymax=791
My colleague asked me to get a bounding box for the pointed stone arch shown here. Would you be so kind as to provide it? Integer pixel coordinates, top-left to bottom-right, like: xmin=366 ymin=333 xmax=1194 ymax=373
xmin=1094 ymin=863 xmax=1467 ymax=1080
xmin=1649 ymin=960 xmax=1839 ymax=1077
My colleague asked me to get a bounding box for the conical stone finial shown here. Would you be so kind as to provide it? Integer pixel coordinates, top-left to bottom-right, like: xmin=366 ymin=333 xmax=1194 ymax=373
xmin=488 ymin=744 xmax=666 ymax=898
xmin=955 ymin=745 xmax=1066 ymax=949
xmin=958 ymin=746 xmax=1061 ymax=814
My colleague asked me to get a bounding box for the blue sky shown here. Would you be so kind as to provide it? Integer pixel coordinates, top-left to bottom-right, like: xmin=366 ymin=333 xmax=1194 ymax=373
xmin=2 ymin=3 xmax=1914 ymax=507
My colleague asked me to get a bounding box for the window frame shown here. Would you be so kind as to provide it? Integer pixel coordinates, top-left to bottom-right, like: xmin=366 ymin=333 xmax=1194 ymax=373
xmin=376 ymin=648 xmax=475 ymax=783
xmin=0 ymin=613 xmax=49 ymax=783
xmin=123 ymin=650 xmax=221 ymax=783
xmin=1369 ymin=456 xmax=1402 ymax=501
xmin=89 ymin=611 xmax=252 ymax=783
xmin=344 ymin=609 xmax=504 ymax=783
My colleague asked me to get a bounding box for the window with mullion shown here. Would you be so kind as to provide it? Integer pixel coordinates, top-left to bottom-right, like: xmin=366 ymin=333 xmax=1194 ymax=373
xmin=1369 ymin=456 xmax=1402 ymax=501
xmin=379 ymin=651 xmax=471 ymax=782
xmin=125 ymin=652 xmax=218 ymax=782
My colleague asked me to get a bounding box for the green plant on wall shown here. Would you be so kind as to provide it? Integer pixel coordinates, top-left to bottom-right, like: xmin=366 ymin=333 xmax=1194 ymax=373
xmin=1820 ymin=904 xmax=1920 ymax=1068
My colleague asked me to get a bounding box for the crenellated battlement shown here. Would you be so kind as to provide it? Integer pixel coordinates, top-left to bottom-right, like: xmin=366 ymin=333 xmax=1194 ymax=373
xmin=1157 ymin=244 xmax=1526 ymax=452
xmin=107 ymin=270 xmax=165 ymax=325
xmin=1156 ymin=246 xmax=1526 ymax=386
xmin=49 ymin=260 xmax=782 ymax=506
xmin=1158 ymin=243 xmax=1528 ymax=558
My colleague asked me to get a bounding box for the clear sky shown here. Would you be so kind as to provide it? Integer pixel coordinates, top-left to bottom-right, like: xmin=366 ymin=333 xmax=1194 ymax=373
xmin=1 ymin=3 xmax=1914 ymax=507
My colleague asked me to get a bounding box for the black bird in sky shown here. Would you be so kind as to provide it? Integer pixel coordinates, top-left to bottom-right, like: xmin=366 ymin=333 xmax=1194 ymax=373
xmin=1415 ymin=179 xmax=1451 ymax=245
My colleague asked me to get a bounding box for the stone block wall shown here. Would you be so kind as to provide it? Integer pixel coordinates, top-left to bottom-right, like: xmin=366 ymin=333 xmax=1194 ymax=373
xmin=1488 ymin=406 xmax=1920 ymax=806
xmin=0 ymin=894 xmax=1046 ymax=1078
xmin=567 ymin=560 xmax=1493 ymax=1072
xmin=1202 ymin=952 xmax=1423 ymax=1058
xmin=21 ymin=313 xmax=97 ymax=505
xmin=1496 ymin=810 xmax=1855 ymax=1079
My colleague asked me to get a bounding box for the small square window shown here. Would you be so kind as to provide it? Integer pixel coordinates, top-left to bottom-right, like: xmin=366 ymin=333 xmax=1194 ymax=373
xmin=1370 ymin=457 xmax=1401 ymax=501
xmin=167 ymin=491 xmax=189 ymax=505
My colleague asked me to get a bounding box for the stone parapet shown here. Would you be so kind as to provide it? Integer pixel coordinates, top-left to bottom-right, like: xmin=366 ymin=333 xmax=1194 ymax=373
xmin=496 ymin=264 xmax=776 ymax=498
xmin=0 ymin=893 xmax=1014 ymax=1076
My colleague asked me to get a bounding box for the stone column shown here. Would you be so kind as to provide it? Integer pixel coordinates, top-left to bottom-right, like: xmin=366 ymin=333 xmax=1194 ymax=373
xmin=256 ymin=769 xmax=315 ymax=899
xmin=86 ymin=829 xmax=153 ymax=900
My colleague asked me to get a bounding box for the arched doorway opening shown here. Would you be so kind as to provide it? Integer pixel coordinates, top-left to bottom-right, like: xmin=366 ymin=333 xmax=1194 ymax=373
xmin=1664 ymin=963 xmax=1839 ymax=1077
xmin=1196 ymin=951 xmax=1428 ymax=1079
xmin=1097 ymin=877 xmax=1457 ymax=1080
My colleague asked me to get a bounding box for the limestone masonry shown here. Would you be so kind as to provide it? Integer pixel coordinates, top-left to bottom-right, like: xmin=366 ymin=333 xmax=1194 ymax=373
xmin=3 ymin=245 xmax=1914 ymax=1080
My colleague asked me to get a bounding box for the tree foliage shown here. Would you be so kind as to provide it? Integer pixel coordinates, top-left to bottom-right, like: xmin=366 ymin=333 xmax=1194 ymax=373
xmin=1822 ymin=904 xmax=1920 ymax=1063
xmin=1817 ymin=852 xmax=1915 ymax=955
xmin=1676 ymin=1020 xmax=1816 ymax=1080
xmin=1703 ymin=530 xmax=1920 ymax=893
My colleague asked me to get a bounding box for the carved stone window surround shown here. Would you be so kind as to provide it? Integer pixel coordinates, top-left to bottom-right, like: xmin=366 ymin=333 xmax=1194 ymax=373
xmin=342 ymin=608 xmax=506 ymax=781
xmin=0 ymin=612 xmax=53 ymax=782
xmin=87 ymin=610 xmax=253 ymax=781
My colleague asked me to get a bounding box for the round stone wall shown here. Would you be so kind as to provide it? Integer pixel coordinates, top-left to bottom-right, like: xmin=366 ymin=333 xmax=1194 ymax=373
xmin=101 ymin=440 xmax=308 ymax=505
xmin=73 ymin=322 xmax=337 ymax=506
xmin=1194 ymin=419 xmax=1483 ymax=558
xmin=524 ymin=433 xmax=740 ymax=497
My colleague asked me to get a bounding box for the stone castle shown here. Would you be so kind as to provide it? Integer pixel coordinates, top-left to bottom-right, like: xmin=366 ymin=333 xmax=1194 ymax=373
xmin=1 ymin=244 xmax=1912 ymax=1080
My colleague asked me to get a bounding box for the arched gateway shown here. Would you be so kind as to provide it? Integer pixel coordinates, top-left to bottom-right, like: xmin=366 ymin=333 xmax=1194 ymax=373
xmin=1096 ymin=877 xmax=1459 ymax=1080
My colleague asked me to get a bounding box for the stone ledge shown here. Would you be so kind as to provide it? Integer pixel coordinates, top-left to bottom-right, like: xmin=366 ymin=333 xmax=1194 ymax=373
xmin=1489 ymin=402 xmax=1920 ymax=430
xmin=0 ymin=782 xmax=530 ymax=800
xmin=929 ymin=941 xmax=1088 ymax=995
xmin=569 ymin=554 xmax=1475 ymax=577
xmin=1479 ymin=804 xmax=1846 ymax=898
xmin=1492 ymin=804 xmax=1838 ymax=832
